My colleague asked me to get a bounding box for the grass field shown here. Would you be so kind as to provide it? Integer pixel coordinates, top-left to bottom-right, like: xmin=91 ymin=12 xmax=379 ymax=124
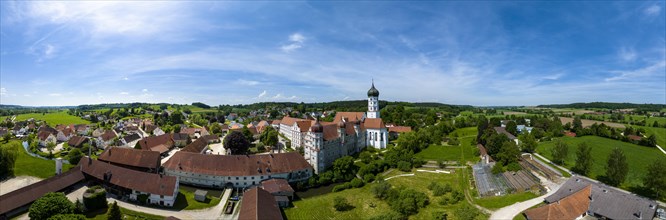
xmin=535 ymin=136 xmax=665 ymax=188
xmin=1 ymin=111 xmax=90 ymax=127
xmin=1 ymin=140 xmax=74 ymax=178
xmin=640 ymin=126 xmax=666 ymax=147
xmin=559 ymin=117 xmax=626 ymax=129
xmin=473 ymin=191 xmax=538 ymax=210
xmin=284 ymin=171 xmax=487 ymax=220
xmin=415 ymin=127 xmax=479 ymax=163
xmin=173 ymin=188 xmax=222 ymax=210
xmin=85 ymin=206 xmax=165 ymax=220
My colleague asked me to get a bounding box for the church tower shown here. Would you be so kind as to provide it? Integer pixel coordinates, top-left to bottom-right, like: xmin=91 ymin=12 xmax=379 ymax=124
xmin=367 ymin=80 xmax=380 ymax=119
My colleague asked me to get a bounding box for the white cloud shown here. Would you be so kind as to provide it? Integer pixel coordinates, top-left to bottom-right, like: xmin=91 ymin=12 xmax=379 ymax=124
xmin=123 ymin=77 xmax=128 ymax=80
xmin=0 ymin=88 xmax=7 ymax=96
xmin=281 ymin=33 xmax=306 ymax=52
xmin=142 ymin=89 xmax=148 ymax=92
xmin=619 ymin=47 xmax=637 ymax=62
xmin=645 ymin=5 xmax=661 ymax=16
xmin=48 ymin=93 xmax=62 ymax=96
xmin=236 ymin=79 xmax=260 ymax=86
xmin=605 ymin=60 xmax=666 ymax=81
xmin=272 ymin=93 xmax=283 ymax=99
xmin=257 ymin=90 xmax=267 ymax=98
xmin=542 ymin=73 xmax=564 ymax=80
xmin=119 ymin=92 xmax=129 ymax=95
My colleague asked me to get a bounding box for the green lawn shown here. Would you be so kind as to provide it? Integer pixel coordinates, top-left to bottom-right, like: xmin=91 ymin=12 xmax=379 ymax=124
xmin=173 ymin=189 xmax=221 ymax=210
xmin=85 ymin=206 xmax=165 ymax=220
xmin=449 ymin=127 xmax=478 ymax=138
xmin=1 ymin=111 xmax=90 ymax=127
xmin=473 ymin=191 xmax=538 ymax=210
xmin=1 ymin=140 xmax=74 ymax=179
xmin=535 ymin=136 xmax=665 ymax=188
xmin=415 ymin=135 xmax=478 ymax=163
xmin=640 ymin=126 xmax=666 ymax=147
xmin=285 ymin=171 xmax=487 ymax=220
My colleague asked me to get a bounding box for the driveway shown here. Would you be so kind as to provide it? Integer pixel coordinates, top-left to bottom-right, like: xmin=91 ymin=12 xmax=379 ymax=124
xmin=490 ymin=176 xmax=567 ymax=220
xmin=105 ymin=188 xmax=232 ymax=219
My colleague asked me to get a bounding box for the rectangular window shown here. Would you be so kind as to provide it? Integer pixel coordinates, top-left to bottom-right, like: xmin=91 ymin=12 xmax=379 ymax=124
xmin=236 ymin=177 xmax=239 ymax=180
xmin=244 ymin=177 xmax=247 ymax=180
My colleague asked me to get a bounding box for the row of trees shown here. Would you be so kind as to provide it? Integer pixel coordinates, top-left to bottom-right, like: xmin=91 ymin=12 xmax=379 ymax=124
xmin=566 ymin=118 xmax=658 ymax=147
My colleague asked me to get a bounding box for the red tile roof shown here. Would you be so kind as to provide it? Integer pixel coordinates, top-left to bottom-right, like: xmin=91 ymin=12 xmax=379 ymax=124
xmin=137 ymin=134 xmax=174 ymax=151
xmin=280 ymin=116 xmax=307 ymax=126
xmin=627 ymin=135 xmax=642 ymax=141
xmin=97 ymin=147 xmax=161 ymax=170
xmin=68 ymin=136 xmax=89 ymax=147
xmin=523 ymin=185 xmax=591 ymax=220
xmin=261 ymin=178 xmax=294 ymax=194
xmin=181 ymin=138 xmax=208 ymax=153
xmin=38 ymin=131 xmax=54 ymax=141
xmin=238 ymin=187 xmax=283 ymax=220
xmin=388 ymin=126 xmax=411 ymax=133
xmin=79 ymin=157 xmax=177 ymax=196
xmin=363 ymin=118 xmax=386 ymax=129
xmin=333 ymin=112 xmax=365 ymax=123
xmin=100 ymin=130 xmax=117 ymax=141
xmin=163 ymin=151 xmax=312 ymax=177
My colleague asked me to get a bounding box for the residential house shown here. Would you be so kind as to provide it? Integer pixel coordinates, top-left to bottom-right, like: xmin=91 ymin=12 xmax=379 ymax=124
xmin=181 ymin=127 xmax=209 ymax=139
xmin=171 ymin=133 xmax=190 ymax=147
xmin=494 ymin=127 xmax=519 ymax=144
xmin=97 ymin=130 xmax=118 ymax=148
xmin=136 ymin=134 xmax=175 ymax=155
xmin=260 ymin=178 xmax=294 ymax=207
xmin=37 ymin=131 xmax=56 ymax=147
xmin=74 ymin=124 xmax=90 ymax=135
xmin=92 ymin=128 xmax=106 ymax=138
xmin=122 ymin=133 xmax=142 ymax=148
xmin=153 ymin=127 xmax=165 ymax=136
xmin=388 ymin=126 xmax=412 ymax=139
xmin=67 ymin=136 xmax=89 ymax=148
xmin=56 ymin=127 xmax=74 ymax=142
xmin=180 ymin=138 xmax=208 ymax=154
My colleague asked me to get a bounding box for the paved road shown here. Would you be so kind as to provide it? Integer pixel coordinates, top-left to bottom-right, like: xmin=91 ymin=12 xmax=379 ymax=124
xmin=490 ymin=176 xmax=566 ymax=220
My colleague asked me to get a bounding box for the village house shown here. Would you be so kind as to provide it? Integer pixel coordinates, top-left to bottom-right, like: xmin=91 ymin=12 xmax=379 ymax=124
xmin=181 ymin=127 xmax=209 ymax=139
xmin=67 ymin=136 xmax=89 ymax=148
xmin=97 ymin=130 xmax=118 ymax=148
xmin=162 ymin=151 xmax=312 ymax=188
xmin=56 ymin=127 xmax=75 ymax=142
xmin=260 ymin=178 xmax=295 ymax=207
xmin=136 ymin=134 xmax=175 ymax=155
xmin=37 ymin=131 xmax=57 ymax=147
xmin=238 ymin=187 xmax=283 ymax=220
xmin=121 ymin=133 xmax=142 ymax=148
xmin=171 ymin=133 xmax=190 ymax=147
xmin=388 ymin=126 xmax=412 ymax=139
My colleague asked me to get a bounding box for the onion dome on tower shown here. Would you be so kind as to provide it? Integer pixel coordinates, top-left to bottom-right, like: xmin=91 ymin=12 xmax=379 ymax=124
xmin=367 ymin=81 xmax=379 ymax=97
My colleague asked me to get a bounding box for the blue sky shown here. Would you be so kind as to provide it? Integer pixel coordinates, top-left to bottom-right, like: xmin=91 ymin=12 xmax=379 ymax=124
xmin=1 ymin=1 xmax=664 ymax=106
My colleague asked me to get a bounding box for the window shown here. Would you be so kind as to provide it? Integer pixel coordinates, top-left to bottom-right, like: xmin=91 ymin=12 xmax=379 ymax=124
xmin=244 ymin=177 xmax=247 ymax=180
xmin=236 ymin=177 xmax=239 ymax=180
xmin=251 ymin=177 xmax=254 ymax=180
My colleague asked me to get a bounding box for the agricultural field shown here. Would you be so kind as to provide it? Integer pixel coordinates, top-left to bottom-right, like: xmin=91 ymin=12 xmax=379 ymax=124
xmin=1 ymin=111 xmax=90 ymax=127
xmin=284 ymin=171 xmax=487 ymax=220
xmin=640 ymin=126 xmax=666 ymax=147
xmin=535 ymin=136 xmax=665 ymax=188
xmin=1 ymin=140 xmax=74 ymax=179
xmin=578 ymin=114 xmax=666 ymax=126
xmin=559 ymin=117 xmax=625 ymax=129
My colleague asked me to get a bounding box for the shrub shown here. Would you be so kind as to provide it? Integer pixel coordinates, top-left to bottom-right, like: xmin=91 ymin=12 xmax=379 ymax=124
xmin=491 ymin=163 xmax=504 ymax=174
xmin=428 ymin=182 xmax=452 ymax=197
xmin=108 ymin=201 xmax=121 ymax=220
xmin=506 ymin=162 xmax=521 ymax=172
xmin=397 ymin=161 xmax=412 ymax=172
xmin=332 ymin=183 xmax=351 ymax=192
xmin=363 ymin=173 xmax=375 ymax=183
xmin=433 ymin=211 xmax=448 ymax=220
xmin=29 ymin=192 xmax=76 ymax=220
xmin=333 ymin=196 xmax=353 ymax=211
xmin=371 ymin=180 xmax=392 ymax=199
xmin=388 ymin=188 xmax=429 ymax=215
xmin=47 ymin=214 xmax=86 ymax=220
xmin=83 ymin=186 xmax=107 ymax=210
xmin=351 ymin=178 xmax=364 ymax=188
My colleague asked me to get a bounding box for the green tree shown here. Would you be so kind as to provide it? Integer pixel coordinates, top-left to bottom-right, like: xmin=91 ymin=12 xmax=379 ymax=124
xmin=643 ymin=159 xmax=666 ymax=199
xmin=506 ymin=121 xmax=518 ymax=136
xmin=0 ymin=142 xmax=18 ymax=178
xmin=259 ymin=126 xmax=279 ymax=148
xmin=47 ymin=214 xmax=86 ymax=220
xmin=605 ymin=148 xmax=628 ymax=186
xmin=223 ymin=131 xmax=249 ymax=154
xmin=107 ymin=201 xmax=121 ymax=220
xmin=572 ymin=142 xmax=593 ymax=175
xmin=496 ymin=141 xmax=520 ymax=165
xmin=372 ymin=179 xmax=392 ymax=199
xmin=3 ymin=132 xmax=12 ymax=142
xmin=209 ymin=123 xmax=222 ymax=134
xmin=332 ymin=156 xmax=356 ymax=181
xmin=551 ymin=139 xmax=569 ymax=165
xmin=241 ymin=126 xmax=255 ymax=142
xmin=518 ymin=133 xmax=538 ymax=153
xmin=46 ymin=142 xmax=56 ymax=153
xmin=572 ymin=117 xmax=583 ymax=132
xmin=29 ymin=192 xmax=76 ymax=220
xmin=454 ymin=204 xmax=480 ymax=220
xmin=68 ymin=148 xmax=83 ymax=165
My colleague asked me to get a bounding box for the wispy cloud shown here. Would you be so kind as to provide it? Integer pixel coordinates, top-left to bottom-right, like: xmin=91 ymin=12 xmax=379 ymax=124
xmin=119 ymin=92 xmax=129 ymax=95
xmin=0 ymin=88 xmax=7 ymax=96
xmin=256 ymin=90 xmax=267 ymax=99
xmin=142 ymin=88 xmax=148 ymax=92
xmin=281 ymin=33 xmax=306 ymax=52
xmin=618 ymin=47 xmax=637 ymax=62
xmin=605 ymin=60 xmax=666 ymax=82
xmin=48 ymin=93 xmax=62 ymax=97
xmin=644 ymin=4 xmax=661 ymax=16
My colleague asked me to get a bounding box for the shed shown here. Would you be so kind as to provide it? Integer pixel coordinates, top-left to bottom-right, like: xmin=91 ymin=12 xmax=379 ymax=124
xmin=194 ymin=190 xmax=208 ymax=202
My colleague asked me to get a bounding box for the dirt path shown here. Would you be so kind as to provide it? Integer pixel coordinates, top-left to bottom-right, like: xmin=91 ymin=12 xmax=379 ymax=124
xmin=383 ymin=173 xmax=414 ymax=181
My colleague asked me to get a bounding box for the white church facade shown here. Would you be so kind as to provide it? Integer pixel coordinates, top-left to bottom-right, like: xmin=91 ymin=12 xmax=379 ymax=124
xmin=278 ymin=82 xmax=389 ymax=173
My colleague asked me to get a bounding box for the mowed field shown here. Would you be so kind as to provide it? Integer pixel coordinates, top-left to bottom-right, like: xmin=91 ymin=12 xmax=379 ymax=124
xmin=284 ymin=171 xmax=487 ymax=220
xmin=559 ymin=117 xmax=625 ymax=129
xmin=1 ymin=111 xmax=90 ymax=127
xmin=415 ymin=127 xmax=479 ymax=162
xmin=640 ymin=126 xmax=666 ymax=148
xmin=535 ymin=136 xmax=665 ymax=188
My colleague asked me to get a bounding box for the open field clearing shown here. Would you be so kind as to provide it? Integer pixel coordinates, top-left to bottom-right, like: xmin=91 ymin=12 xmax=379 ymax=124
xmin=559 ymin=117 xmax=625 ymax=129
xmin=1 ymin=112 xmax=90 ymax=127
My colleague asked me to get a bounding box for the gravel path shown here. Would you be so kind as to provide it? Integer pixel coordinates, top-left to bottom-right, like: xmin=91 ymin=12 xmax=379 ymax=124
xmin=383 ymin=173 xmax=414 ymax=181
xmin=0 ymin=176 xmax=43 ymax=196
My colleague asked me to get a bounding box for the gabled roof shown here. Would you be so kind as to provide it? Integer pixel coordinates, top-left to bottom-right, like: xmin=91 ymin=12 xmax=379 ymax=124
xmin=333 ymin=112 xmax=365 ymax=123
xmin=68 ymin=136 xmax=89 ymax=147
xmin=98 ymin=147 xmax=161 ymax=170
xmin=79 ymin=157 xmax=177 ymax=196
xmin=38 ymin=131 xmax=55 ymax=141
xmin=363 ymin=118 xmax=386 ymax=129
xmin=261 ymin=178 xmax=294 ymax=194
xmin=163 ymin=151 xmax=311 ymax=177
xmin=238 ymin=187 xmax=283 ymax=220
xmin=171 ymin=133 xmax=189 ymax=141
xmin=0 ymin=168 xmax=85 ymax=215
xmin=181 ymin=138 xmax=208 ymax=153
xmin=388 ymin=126 xmax=412 ymax=133
xmin=38 ymin=126 xmax=58 ymax=135
xmin=279 ymin=116 xmax=306 ymax=126
xmin=123 ymin=133 xmax=141 ymax=143
xmin=271 ymin=120 xmax=281 ymax=125
xmin=100 ymin=130 xmax=117 ymax=141
xmin=137 ymin=134 xmax=173 ymax=150
xmin=524 ymin=185 xmax=591 ymax=220
xmin=295 ymin=120 xmax=313 ymax=132
xmin=494 ymin=127 xmax=517 ymax=140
